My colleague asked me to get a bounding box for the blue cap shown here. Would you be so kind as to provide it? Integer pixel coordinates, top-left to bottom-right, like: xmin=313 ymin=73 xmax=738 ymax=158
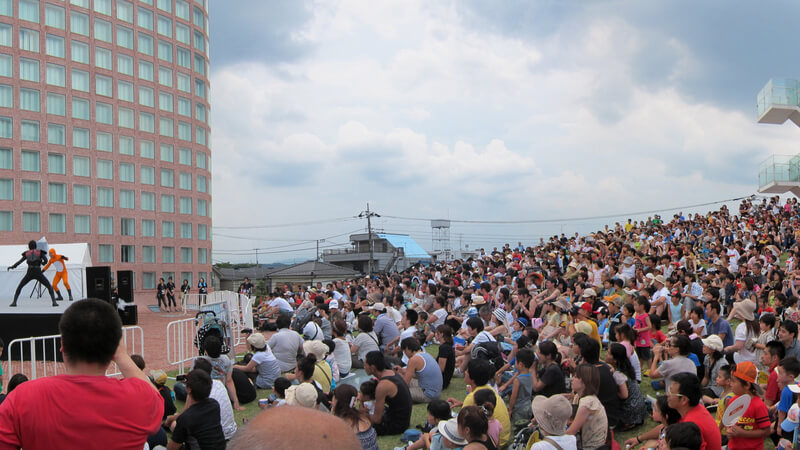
xmin=467 ymin=307 xmax=478 ymax=317
xmin=516 ymin=317 xmax=529 ymax=327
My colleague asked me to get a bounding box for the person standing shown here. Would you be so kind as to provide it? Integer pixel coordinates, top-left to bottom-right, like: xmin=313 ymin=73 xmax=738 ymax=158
xmin=179 ymin=279 xmax=190 ymax=308
xmin=156 ymin=278 xmax=167 ymax=312
xmin=42 ymin=248 xmax=72 ymax=302
xmin=166 ymin=277 xmax=176 ymax=313
xmin=197 ymin=277 xmax=208 ymax=305
xmin=7 ymin=240 xmax=58 ymax=307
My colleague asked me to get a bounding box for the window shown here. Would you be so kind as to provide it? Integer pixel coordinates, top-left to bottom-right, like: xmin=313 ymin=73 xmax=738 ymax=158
xmin=74 ymin=215 xmax=90 ymax=234
xmin=21 ymin=120 xmax=40 ymax=142
xmin=176 ymin=47 xmax=190 ymax=68
xmin=157 ymin=15 xmax=172 ymax=37
xmin=177 ymin=97 xmax=191 ymax=117
xmin=159 ymin=117 xmax=173 ymax=137
xmin=0 ymin=54 xmax=11 ymax=76
xmin=117 ymin=54 xmax=134 ymax=76
xmin=98 ymin=216 xmax=113 ymax=234
xmin=177 ymin=73 xmax=191 ymax=93
xmin=117 ymin=0 xmax=133 ymax=23
xmin=96 ymin=159 xmax=113 ymax=180
xmin=158 ymin=66 xmax=172 ymax=86
xmin=47 ymin=124 xmax=65 ymax=145
xmin=93 ymin=0 xmax=111 ymax=16
xmin=48 ymin=153 xmax=65 ymax=174
xmin=197 ymin=199 xmax=207 ymax=216
xmin=97 ymin=187 xmax=113 ymax=207
xmin=0 ymin=84 xmax=7 ymax=109
xmin=48 ymin=182 xmax=66 ymax=203
xmin=158 ymin=0 xmax=172 ymax=13
xmin=121 ymin=245 xmax=134 ymax=262
xmin=160 ymin=168 xmax=173 ymax=187
xmin=0 ymin=179 xmax=11 ymax=200
xmin=140 ymin=165 xmax=155 ymax=184
xmin=195 ymin=79 xmax=205 ymax=99
xmin=139 ymin=86 xmax=155 ymax=107
xmin=72 ymin=156 xmax=90 ymax=177
xmin=179 ymin=196 xmax=192 ymax=214
xmin=96 ymin=131 xmax=112 ymax=151
xmin=176 ymin=0 xmax=189 ymax=20
xmin=198 ymin=249 xmax=207 ymax=264
xmin=46 ymin=93 xmax=65 ymax=116
xmin=197 ymin=152 xmax=206 ymax=169
xmin=159 ymin=92 xmax=173 ymax=111
xmin=119 ymin=163 xmax=134 ymax=182
xmin=45 ymin=4 xmax=66 ymax=28
xmin=0 ymin=147 xmax=10 ymax=169
xmin=180 ymin=222 xmax=192 ymax=239
xmin=21 ymin=150 xmax=39 ymax=171
xmin=193 ymin=31 xmax=205 ymax=52
xmin=118 ymin=81 xmax=134 ymax=102
xmin=178 ymin=122 xmax=191 ymax=141
xmin=140 ymin=140 xmax=154 ymax=158
xmin=194 ymin=54 xmax=205 ymax=75
xmin=118 ymin=107 xmax=134 ymax=128
xmin=120 ymin=190 xmax=135 ymax=209
xmin=179 ymin=172 xmax=191 ymax=190
xmin=22 ymin=212 xmax=40 ymax=232
xmin=158 ymin=40 xmax=172 ymax=62
xmin=0 ymin=23 xmax=10 ymax=46
xmin=138 ymin=7 xmax=153 ymax=30
xmin=71 ymin=40 xmax=89 ymax=64
xmin=161 ymin=221 xmax=174 ymax=238
xmin=193 ymin=6 xmax=204 ymax=28
xmin=46 ymin=35 xmax=65 ymax=58
xmin=94 ymin=18 xmax=112 ymax=43
xmin=139 ymin=112 xmax=155 ymax=133
xmin=0 ymin=0 xmax=10 ymax=16
xmin=72 ymin=98 xmax=90 ymax=120
xmin=142 ymin=272 xmax=155 ymax=289
xmin=159 ymin=144 xmax=173 ymax=162
xmin=0 ymin=116 xmax=11 ymax=138
xmin=49 ymin=214 xmax=66 ymax=233
xmin=196 ymin=103 xmax=206 ymax=122
xmin=181 ymin=247 xmax=193 ymax=264
xmin=162 ymin=247 xmax=174 ymax=263
xmin=71 ymin=68 xmax=89 ymax=91
xmin=196 ymin=127 xmax=206 ymax=146
xmin=117 ymin=25 xmax=134 ymax=49
xmin=119 ymin=136 xmax=134 ymax=155
xmin=161 ymin=194 xmax=174 ymax=213
xmin=142 ymin=220 xmax=155 ymax=237
xmin=19 ymin=1 xmax=40 ymax=23
xmin=73 ymin=184 xmax=90 ymax=205
xmin=176 ymin=23 xmax=190 ymax=45
xmin=141 ymin=191 xmax=155 ymax=211
xmin=98 ymin=245 xmax=113 ymax=263
xmin=20 ymin=88 xmax=40 ymax=112
xmin=139 ymin=60 xmax=154 ymax=81
xmin=198 ymin=224 xmax=207 ymax=240
xmin=179 ymin=148 xmax=192 ymax=165
xmin=71 ymin=0 xmax=89 ymax=8
xmin=95 ymin=102 xmax=113 ymax=125
xmin=46 ymin=63 xmax=66 ymax=87
xmin=196 ymin=175 xmax=207 ymax=193
xmin=21 ymin=180 xmax=40 ymax=201
xmin=70 ymin=11 xmax=89 ymax=36
xmin=20 ymin=58 xmax=40 ymax=82
xmin=138 ymin=33 xmax=154 ymax=56
xmin=95 ymin=47 xmax=112 ymax=70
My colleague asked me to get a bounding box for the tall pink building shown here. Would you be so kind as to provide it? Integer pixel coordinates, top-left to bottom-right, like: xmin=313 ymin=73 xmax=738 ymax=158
xmin=0 ymin=0 xmax=212 ymax=294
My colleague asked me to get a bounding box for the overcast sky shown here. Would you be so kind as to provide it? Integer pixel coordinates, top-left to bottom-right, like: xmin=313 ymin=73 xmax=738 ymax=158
xmin=207 ymin=0 xmax=800 ymax=264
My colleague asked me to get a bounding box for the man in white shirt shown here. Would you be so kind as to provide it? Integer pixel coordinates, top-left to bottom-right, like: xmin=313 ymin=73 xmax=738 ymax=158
xmin=650 ymin=275 xmax=670 ymax=316
xmin=188 ymin=358 xmax=237 ymax=440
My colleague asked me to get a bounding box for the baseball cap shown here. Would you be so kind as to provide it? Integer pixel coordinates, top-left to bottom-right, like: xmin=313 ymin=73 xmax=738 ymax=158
xmin=733 ymin=361 xmax=757 ymax=384
xmin=782 ymin=403 xmax=800 ymax=433
xmin=467 ymin=307 xmax=478 ymax=318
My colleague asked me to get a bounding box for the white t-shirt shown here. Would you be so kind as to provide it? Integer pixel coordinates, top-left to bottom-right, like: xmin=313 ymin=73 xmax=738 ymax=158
xmin=333 ymin=338 xmax=352 ymax=375
xmin=432 ymin=308 xmax=447 ymax=327
xmin=651 ymin=287 xmax=670 ymax=304
xmin=733 ymin=322 xmax=756 ymax=363
xmin=270 ymin=297 xmax=293 ymax=312
xmin=529 ymin=434 xmax=577 ymax=450
xmin=210 ymin=379 xmax=237 ymax=440
xmin=473 ymin=330 xmax=496 ymax=345
xmin=302 ymin=322 xmax=323 ymax=340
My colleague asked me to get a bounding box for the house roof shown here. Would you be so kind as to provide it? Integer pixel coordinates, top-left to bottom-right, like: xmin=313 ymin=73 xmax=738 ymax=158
xmin=213 ymin=266 xmax=279 ymax=281
xmin=266 ymin=260 xmax=361 ymax=278
xmin=376 ymin=233 xmax=431 ymax=259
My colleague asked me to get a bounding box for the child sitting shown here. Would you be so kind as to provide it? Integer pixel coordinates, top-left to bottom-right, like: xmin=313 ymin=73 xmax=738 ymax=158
xmin=649 ymin=314 xmax=667 ymax=346
xmin=359 ymin=379 xmax=378 ymax=416
xmin=725 ymin=361 xmax=770 ymax=449
xmin=472 ymin=388 xmax=502 ymax=446
xmin=405 ymin=400 xmax=452 ymax=450
xmin=688 ymin=306 xmax=706 ymax=336
xmin=713 ymin=365 xmax=734 ymax=445
xmin=508 ymin=349 xmax=534 ymax=428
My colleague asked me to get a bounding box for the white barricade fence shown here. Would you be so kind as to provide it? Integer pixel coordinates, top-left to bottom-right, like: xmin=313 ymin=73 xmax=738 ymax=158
xmin=181 ymin=293 xmax=203 ymax=313
xmin=7 ymin=326 xmax=143 ymax=380
xmin=166 ymin=317 xmax=199 ymax=376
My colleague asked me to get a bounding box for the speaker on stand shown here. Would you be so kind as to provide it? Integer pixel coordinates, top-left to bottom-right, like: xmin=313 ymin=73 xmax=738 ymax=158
xmin=86 ymin=266 xmax=112 ymax=303
xmin=117 ymin=270 xmax=137 ymax=325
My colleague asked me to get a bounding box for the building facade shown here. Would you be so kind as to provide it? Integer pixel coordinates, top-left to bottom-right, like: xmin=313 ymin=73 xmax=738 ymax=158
xmin=0 ymin=0 xmax=212 ymax=292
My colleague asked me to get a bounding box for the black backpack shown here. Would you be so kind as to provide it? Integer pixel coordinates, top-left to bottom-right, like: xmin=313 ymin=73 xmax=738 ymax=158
xmin=291 ymin=307 xmax=315 ymax=334
xmin=470 ymin=340 xmax=505 ymax=372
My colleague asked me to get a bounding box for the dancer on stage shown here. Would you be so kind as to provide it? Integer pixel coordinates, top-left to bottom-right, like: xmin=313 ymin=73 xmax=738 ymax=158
xmin=7 ymin=241 xmax=58 ymax=307
xmin=42 ymin=248 xmax=73 ymax=302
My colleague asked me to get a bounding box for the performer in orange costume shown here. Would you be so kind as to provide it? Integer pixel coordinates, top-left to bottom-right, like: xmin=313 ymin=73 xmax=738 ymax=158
xmin=42 ymin=248 xmax=72 ymax=301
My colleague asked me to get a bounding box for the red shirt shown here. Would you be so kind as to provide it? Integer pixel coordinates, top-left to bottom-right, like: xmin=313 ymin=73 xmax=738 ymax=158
xmin=765 ymin=364 xmax=780 ymax=404
xmin=681 ymin=403 xmax=722 ymax=450
xmin=0 ymin=374 xmax=164 ymax=450
xmin=652 ymin=329 xmax=667 ymax=344
xmin=727 ymin=395 xmax=770 ymax=450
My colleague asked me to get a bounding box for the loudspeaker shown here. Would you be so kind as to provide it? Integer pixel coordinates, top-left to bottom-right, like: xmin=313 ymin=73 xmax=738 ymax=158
xmin=117 ymin=270 xmax=134 ymax=303
xmin=86 ymin=266 xmax=112 ymax=303
xmin=119 ymin=304 xmax=138 ymax=325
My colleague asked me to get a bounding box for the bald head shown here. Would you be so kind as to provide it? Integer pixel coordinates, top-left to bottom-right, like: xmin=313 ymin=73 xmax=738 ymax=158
xmin=228 ymin=406 xmax=360 ymax=450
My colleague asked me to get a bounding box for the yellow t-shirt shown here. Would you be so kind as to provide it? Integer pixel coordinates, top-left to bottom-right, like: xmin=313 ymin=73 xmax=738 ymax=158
xmin=311 ymin=360 xmax=332 ymax=394
xmin=581 ymin=319 xmax=601 ymax=345
xmin=463 ymin=385 xmax=511 ymax=447
xmin=715 ymin=391 xmax=736 ymax=434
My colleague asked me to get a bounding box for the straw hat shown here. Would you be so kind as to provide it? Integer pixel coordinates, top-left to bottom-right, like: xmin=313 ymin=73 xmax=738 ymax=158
xmin=286 ymin=383 xmax=318 ymax=408
xmin=437 ymin=419 xmax=467 ymax=446
xmin=731 ymin=299 xmax=756 ymax=321
xmin=531 ymin=395 xmax=572 ymax=436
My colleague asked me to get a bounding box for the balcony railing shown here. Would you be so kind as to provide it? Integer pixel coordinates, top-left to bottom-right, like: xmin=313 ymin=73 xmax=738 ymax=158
xmin=758 ymin=154 xmax=800 ymax=189
xmin=758 ymin=78 xmax=800 ymax=118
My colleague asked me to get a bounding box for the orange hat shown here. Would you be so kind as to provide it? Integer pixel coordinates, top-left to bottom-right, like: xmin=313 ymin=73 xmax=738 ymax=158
xmin=733 ymin=361 xmax=757 ymax=384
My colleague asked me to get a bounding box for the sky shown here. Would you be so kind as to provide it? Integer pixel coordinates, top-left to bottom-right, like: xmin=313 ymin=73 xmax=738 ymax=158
xmin=207 ymin=0 xmax=800 ymax=264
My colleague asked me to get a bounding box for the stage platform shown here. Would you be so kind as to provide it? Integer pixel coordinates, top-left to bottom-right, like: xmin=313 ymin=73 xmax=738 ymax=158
xmin=0 ymin=297 xmax=71 ymax=314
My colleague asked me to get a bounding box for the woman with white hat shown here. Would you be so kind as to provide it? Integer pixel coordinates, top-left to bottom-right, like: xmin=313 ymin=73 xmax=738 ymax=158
xmin=723 ymin=297 xmax=759 ymax=364
xmin=240 ymin=333 xmax=281 ymax=389
xmin=700 ymin=334 xmax=725 ymax=400
xmin=529 ymin=394 xmax=577 ymax=450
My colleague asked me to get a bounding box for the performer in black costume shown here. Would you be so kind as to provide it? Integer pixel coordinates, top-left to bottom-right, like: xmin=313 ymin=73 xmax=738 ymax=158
xmin=7 ymin=241 xmax=58 ymax=307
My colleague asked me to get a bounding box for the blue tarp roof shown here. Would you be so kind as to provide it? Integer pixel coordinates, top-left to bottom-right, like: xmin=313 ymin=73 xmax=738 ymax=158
xmin=377 ymin=233 xmax=431 ymax=259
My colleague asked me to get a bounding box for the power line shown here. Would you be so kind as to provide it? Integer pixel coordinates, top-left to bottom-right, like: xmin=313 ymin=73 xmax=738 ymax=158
xmin=212 ymin=229 xmax=362 ymax=243
xmin=213 ymin=216 xmax=358 ymax=230
xmin=212 ymin=241 xmax=348 ymax=256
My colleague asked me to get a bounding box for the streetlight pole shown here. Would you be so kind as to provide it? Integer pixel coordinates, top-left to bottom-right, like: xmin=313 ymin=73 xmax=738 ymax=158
xmin=358 ymin=203 xmax=380 ymax=276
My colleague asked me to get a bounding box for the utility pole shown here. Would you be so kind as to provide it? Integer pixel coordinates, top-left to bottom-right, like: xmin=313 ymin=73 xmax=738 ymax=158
xmin=255 ymin=248 xmax=259 ymax=265
xmin=316 ymin=239 xmax=325 ymax=262
xmin=358 ymin=203 xmax=380 ymax=276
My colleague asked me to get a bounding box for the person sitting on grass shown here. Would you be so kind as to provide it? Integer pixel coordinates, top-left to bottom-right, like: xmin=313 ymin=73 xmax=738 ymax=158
xmin=566 ymin=364 xmax=607 ymax=450
xmin=330 ymin=384 xmax=378 ymax=450
xmin=507 ymin=348 xmax=534 ymax=428
xmin=457 ymin=405 xmax=498 ymax=450
xmin=240 ymin=332 xmax=281 ymax=389
xmin=623 ymin=395 xmax=682 ymax=450
xmin=725 ymin=361 xmax=771 ymax=449
xmin=403 ymin=400 xmax=452 ymax=450
xmin=447 ymin=359 xmax=511 ymax=447
xmin=763 ymin=340 xmax=786 ymax=408
xmin=363 ymin=351 xmax=413 ymax=436
xmin=664 ymin=422 xmax=703 ymax=450
xmin=528 ymin=394 xmax=576 ymax=450
xmin=713 ymin=365 xmax=734 ymax=444
xmin=667 ymin=373 xmax=722 ymax=450
xmin=605 ymin=343 xmax=648 ymax=430
xmin=397 ymin=337 xmax=443 ymax=403
xmin=193 ymin=335 xmax=245 ymax=411
xmin=165 ymin=369 xmax=225 ymax=450
xmin=0 ymin=373 xmax=26 ymax=406
xmin=650 ymin=334 xmax=696 ymax=391
xmin=192 ymin=358 xmax=237 ymax=440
